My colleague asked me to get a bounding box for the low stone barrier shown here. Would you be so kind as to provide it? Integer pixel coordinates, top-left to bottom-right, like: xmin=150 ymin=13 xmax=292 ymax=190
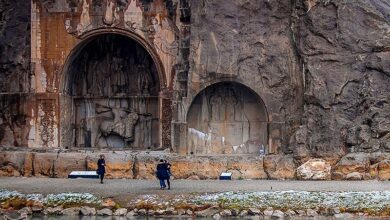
xmin=0 ymin=150 xmax=389 ymax=180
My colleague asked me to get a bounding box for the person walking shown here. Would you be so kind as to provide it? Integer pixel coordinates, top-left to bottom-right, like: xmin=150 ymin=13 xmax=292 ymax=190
xmin=97 ymin=155 xmax=106 ymax=184
xmin=164 ymin=160 xmax=172 ymax=190
xmin=156 ymin=159 xmax=168 ymax=189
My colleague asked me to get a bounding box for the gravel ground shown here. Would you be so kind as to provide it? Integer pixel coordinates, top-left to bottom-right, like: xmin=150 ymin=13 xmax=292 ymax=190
xmin=1 ymin=177 xmax=389 ymax=200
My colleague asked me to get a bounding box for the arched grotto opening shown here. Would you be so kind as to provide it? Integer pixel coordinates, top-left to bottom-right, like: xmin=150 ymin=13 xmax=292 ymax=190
xmin=61 ymin=33 xmax=162 ymax=149
xmin=187 ymin=82 xmax=268 ymax=155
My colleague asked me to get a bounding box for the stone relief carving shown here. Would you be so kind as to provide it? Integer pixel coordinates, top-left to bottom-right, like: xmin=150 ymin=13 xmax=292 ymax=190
xmin=124 ymin=0 xmax=143 ymax=31
xmin=64 ymin=0 xmax=134 ymax=37
xmin=37 ymin=100 xmax=58 ymax=148
xmin=76 ymin=0 xmax=92 ymax=35
xmin=95 ymin=106 xmax=139 ymax=147
xmin=75 ymin=100 xmax=155 ymax=149
xmin=149 ymin=16 xmax=179 ymax=84
xmin=187 ymin=83 xmax=268 ymax=155
xmin=69 ymin=34 xmax=158 ymax=97
xmin=103 ymin=0 xmax=130 ymax=27
xmin=67 ymin=34 xmax=160 ymax=149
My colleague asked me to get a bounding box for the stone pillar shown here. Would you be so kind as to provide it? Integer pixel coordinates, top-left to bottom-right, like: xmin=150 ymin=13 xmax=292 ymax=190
xmin=171 ymin=121 xmax=187 ymax=155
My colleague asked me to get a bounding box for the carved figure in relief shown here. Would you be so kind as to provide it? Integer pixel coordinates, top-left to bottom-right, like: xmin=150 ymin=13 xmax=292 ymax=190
xmin=124 ymin=0 xmax=142 ymax=31
xmin=65 ymin=19 xmax=76 ymax=34
xmin=111 ymin=56 xmax=127 ymax=95
xmin=210 ymin=93 xmax=222 ymax=121
xmin=151 ymin=17 xmax=178 ymax=56
xmin=225 ymin=88 xmax=238 ymax=121
xmin=77 ymin=0 xmax=92 ymax=35
xmin=103 ymin=0 xmax=129 ymax=27
xmin=95 ymin=106 xmax=139 ymax=147
xmin=87 ymin=59 xmax=103 ymax=96
xmin=103 ymin=0 xmax=116 ymax=25
xmin=135 ymin=65 xmax=152 ymax=95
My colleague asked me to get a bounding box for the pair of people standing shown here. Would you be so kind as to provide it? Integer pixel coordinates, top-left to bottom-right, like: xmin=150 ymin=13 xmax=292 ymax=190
xmin=156 ymin=159 xmax=171 ymax=189
xmin=97 ymin=156 xmax=173 ymax=189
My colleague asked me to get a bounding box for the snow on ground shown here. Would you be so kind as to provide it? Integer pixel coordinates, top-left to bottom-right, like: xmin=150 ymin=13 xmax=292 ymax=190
xmin=1 ymin=188 xmax=389 ymax=213
xmin=0 ymin=189 xmax=101 ymax=206
xmin=191 ymin=191 xmax=390 ymax=211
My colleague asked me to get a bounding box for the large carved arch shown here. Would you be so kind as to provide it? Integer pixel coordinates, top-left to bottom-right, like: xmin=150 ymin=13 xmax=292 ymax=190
xmin=59 ymin=29 xmax=168 ymax=149
xmin=60 ymin=28 xmax=167 ymax=92
xmin=186 ymin=81 xmax=269 ymax=155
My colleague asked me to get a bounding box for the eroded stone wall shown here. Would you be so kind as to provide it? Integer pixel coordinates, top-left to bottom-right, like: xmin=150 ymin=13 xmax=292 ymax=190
xmin=0 ymin=150 xmax=389 ymax=180
xmin=290 ymin=0 xmax=390 ymax=164
xmin=0 ymin=0 xmax=32 ymax=148
xmin=0 ymin=0 xmax=389 ymax=180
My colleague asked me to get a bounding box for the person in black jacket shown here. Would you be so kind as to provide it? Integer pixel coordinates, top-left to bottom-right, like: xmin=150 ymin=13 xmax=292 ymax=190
xmin=97 ymin=155 xmax=106 ymax=184
xmin=156 ymin=159 xmax=168 ymax=189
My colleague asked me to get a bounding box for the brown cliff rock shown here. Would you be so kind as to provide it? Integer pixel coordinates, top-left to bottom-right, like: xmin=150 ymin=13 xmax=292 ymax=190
xmin=332 ymin=153 xmax=370 ymax=180
xmin=264 ymin=155 xmax=296 ymax=179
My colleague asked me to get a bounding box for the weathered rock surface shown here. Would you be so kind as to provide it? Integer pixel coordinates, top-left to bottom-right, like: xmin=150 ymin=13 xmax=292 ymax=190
xmin=306 ymin=209 xmax=318 ymax=217
xmin=248 ymin=208 xmax=262 ymax=216
xmin=297 ymin=159 xmax=331 ymax=180
xmin=62 ymin=207 xmax=80 ymax=216
xmin=335 ymin=213 xmax=354 ymax=219
xmin=220 ymin=209 xmax=232 ymax=216
xmin=170 ymin=156 xmax=267 ymax=179
xmin=126 ymin=210 xmax=136 ymax=217
xmin=79 ymin=206 xmax=96 ymax=216
xmin=101 ymin=198 xmax=116 ymax=208
xmin=332 ymin=153 xmax=370 ymax=180
xmin=18 ymin=207 xmax=32 ymax=215
xmin=272 ymin=210 xmax=285 ymax=218
xmin=293 ymin=0 xmax=390 ymax=159
xmin=44 ymin=207 xmax=63 ymax=215
xmin=0 ymin=151 xmax=26 ymax=176
xmin=377 ymin=160 xmax=390 ymax=180
xmin=114 ymin=208 xmax=128 ymax=216
xmin=196 ymin=206 xmax=220 ymax=217
xmin=87 ymin=152 xmax=134 ymax=179
xmin=0 ymin=150 xmax=389 ymax=180
xmin=97 ymin=208 xmax=113 ymax=216
xmin=345 ymin=172 xmax=363 ymax=180
xmin=264 ymin=155 xmax=296 ymax=179
xmin=263 ymin=208 xmax=274 ymax=216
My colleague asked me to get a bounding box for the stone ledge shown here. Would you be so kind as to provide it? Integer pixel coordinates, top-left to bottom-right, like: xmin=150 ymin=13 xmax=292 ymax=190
xmin=0 ymin=150 xmax=389 ymax=180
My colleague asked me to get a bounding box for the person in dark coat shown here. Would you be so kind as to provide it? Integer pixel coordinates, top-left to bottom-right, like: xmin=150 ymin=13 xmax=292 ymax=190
xmin=164 ymin=160 xmax=172 ymax=190
xmin=156 ymin=159 xmax=168 ymax=189
xmin=97 ymin=155 xmax=106 ymax=184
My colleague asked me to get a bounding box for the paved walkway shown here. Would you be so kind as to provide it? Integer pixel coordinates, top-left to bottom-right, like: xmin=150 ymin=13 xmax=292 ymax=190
xmin=1 ymin=177 xmax=389 ymax=199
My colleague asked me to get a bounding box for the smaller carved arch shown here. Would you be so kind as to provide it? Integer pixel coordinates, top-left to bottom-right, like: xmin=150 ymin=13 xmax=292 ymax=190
xmin=186 ymin=81 xmax=269 ymax=155
xmin=186 ymin=79 xmax=269 ymax=123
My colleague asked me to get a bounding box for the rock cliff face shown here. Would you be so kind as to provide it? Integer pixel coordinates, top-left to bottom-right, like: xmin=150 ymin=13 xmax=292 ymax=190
xmin=0 ymin=0 xmax=389 ymax=180
xmin=181 ymin=0 xmax=304 ymax=155
xmin=0 ymin=0 xmax=31 ymax=147
xmin=291 ymin=0 xmax=390 ymax=161
xmin=0 ymin=0 xmax=31 ymax=93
